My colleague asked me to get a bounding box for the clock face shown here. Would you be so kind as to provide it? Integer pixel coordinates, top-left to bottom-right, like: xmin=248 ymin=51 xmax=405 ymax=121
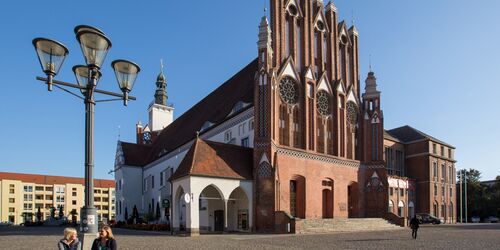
xmin=143 ymin=132 xmax=152 ymax=143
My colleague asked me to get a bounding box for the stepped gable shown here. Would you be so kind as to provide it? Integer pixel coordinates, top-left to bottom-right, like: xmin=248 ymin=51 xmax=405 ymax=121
xmin=170 ymin=138 xmax=253 ymax=181
xmin=386 ymin=125 xmax=454 ymax=148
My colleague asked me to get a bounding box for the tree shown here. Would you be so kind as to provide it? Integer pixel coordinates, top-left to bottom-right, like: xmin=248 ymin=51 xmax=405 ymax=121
xmin=22 ymin=212 xmax=34 ymax=223
xmin=156 ymin=202 xmax=161 ymax=222
xmin=457 ymin=169 xmax=500 ymax=219
xmin=124 ymin=207 xmax=128 ymax=222
xmin=132 ymin=205 xmax=139 ymax=224
xmin=69 ymin=209 xmax=78 ymax=223
xmin=50 ymin=207 xmax=56 ymax=219
xmin=36 ymin=207 xmax=42 ymax=222
xmin=58 ymin=205 xmax=64 ymax=219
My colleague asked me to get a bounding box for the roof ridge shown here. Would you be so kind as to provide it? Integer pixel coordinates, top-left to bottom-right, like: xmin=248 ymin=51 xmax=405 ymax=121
xmin=189 ymin=138 xmax=201 ymax=175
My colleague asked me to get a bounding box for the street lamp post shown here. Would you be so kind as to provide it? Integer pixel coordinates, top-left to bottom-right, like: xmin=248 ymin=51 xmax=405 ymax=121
xmin=32 ymin=25 xmax=140 ymax=247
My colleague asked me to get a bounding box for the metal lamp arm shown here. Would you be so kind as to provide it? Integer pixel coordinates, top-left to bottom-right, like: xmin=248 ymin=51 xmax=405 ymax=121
xmin=36 ymin=76 xmax=137 ymax=100
xmin=52 ymin=84 xmax=85 ymax=101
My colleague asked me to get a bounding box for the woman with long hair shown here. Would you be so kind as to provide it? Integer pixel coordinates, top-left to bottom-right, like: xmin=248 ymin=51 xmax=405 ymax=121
xmin=91 ymin=225 xmax=117 ymax=250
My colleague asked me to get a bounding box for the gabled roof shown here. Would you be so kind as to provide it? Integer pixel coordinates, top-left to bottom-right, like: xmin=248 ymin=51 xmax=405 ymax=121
xmin=146 ymin=59 xmax=258 ymax=163
xmin=170 ymin=139 xmax=253 ymax=181
xmin=386 ymin=125 xmax=455 ymax=148
xmin=0 ymin=172 xmax=114 ymax=188
xmin=120 ymin=141 xmax=151 ymax=166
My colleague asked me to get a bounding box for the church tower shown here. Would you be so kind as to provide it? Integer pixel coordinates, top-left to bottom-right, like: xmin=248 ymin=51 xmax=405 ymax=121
xmin=137 ymin=62 xmax=175 ymax=145
xmin=361 ymin=71 xmax=388 ymax=217
xmin=148 ymin=61 xmax=174 ymax=132
xmin=253 ymin=12 xmax=276 ymax=232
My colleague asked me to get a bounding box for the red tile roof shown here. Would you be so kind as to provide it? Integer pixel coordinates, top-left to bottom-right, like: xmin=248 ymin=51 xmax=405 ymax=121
xmin=0 ymin=172 xmax=115 ymax=188
xmin=170 ymin=139 xmax=253 ymax=181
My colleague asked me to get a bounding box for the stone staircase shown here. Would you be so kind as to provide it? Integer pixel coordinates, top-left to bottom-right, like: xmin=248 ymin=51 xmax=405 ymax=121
xmin=295 ymin=218 xmax=403 ymax=234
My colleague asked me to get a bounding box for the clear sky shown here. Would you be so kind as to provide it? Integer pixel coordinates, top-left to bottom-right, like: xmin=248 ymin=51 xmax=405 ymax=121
xmin=0 ymin=0 xmax=499 ymax=181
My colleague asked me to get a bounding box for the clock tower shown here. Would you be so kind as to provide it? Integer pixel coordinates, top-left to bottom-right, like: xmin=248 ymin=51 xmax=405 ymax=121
xmin=148 ymin=61 xmax=174 ymax=132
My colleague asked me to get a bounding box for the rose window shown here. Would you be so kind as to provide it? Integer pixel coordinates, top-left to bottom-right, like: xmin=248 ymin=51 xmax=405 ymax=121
xmin=279 ymin=77 xmax=299 ymax=105
xmin=346 ymin=101 xmax=358 ymax=124
xmin=316 ymin=90 xmax=331 ymax=116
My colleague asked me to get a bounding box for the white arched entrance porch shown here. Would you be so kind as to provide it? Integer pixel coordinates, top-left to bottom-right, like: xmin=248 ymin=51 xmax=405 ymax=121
xmin=171 ymin=176 xmax=253 ymax=235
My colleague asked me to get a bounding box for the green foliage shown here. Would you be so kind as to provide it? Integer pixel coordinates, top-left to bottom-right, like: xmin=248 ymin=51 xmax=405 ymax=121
xmin=50 ymin=207 xmax=56 ymax=218
xmin=457 ymin=169 xmax=500 ymax=219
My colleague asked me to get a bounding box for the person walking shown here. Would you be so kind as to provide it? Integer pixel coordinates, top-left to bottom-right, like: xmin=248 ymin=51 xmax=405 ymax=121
xmin=91 ymin=225 xmax=117 ymax=250
xmin=58 ymin=227 xmax=81 ymax=250
xmin=410 ymin=216 xmax=420 ymax=239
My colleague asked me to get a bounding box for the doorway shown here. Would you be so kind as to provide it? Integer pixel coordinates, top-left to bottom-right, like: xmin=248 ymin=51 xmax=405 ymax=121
xmin=214 ymin=210 xmax=224 ymax=232
xmin=322 ymin=189 xmax=333 ymax=218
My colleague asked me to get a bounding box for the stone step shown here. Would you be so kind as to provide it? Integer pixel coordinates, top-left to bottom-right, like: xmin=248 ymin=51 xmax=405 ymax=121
xmin=296 ymin=218 xmax=402 ymax=234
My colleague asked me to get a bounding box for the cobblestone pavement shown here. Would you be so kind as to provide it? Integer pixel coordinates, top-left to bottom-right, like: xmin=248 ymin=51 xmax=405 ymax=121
xmin=0 ymin=223 xmax=499 ymax=250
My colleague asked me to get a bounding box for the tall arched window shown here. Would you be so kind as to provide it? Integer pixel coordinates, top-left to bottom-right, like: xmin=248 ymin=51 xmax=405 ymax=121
xmin=338 ymin=95 xmax=345 ymax=157
xmin=433 ymin=202 xmax=438 ymax=217
xmin=327 ymin=119 xmax=334 ymax=155
xmin=279 ymin=105 xmax=289 ymax=146
xmin=317 ymin=116 xmax=324 ymax=153
xmin=307 ymin=82 xmax=315 ymax=150
xmin=293 ymin=107 xmax=300 ymax=148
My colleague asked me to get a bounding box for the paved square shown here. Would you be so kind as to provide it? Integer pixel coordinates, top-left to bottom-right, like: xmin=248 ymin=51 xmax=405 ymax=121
xmin=0 ymin=224 xmax=499 ymax=249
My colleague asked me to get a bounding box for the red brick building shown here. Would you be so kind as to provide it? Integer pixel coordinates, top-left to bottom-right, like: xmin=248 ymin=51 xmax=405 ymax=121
xmin=116 ymin=0 xmax=455 ymax=234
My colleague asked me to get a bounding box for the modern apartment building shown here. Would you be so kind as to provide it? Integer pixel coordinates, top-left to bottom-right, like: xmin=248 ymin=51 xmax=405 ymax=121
xmin=0 ymin=172 xmax=115 ymax=225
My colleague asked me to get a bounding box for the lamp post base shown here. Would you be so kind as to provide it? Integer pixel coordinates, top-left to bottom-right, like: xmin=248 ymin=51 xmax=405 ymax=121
xmin=80 ymin=232 xmax=98 ymax=250
xmin=80 ymin=206 xmax=98 ymax=234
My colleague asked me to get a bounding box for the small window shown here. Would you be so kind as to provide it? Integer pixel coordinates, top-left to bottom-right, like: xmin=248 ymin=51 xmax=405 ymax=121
xmin=440 ymin=146 xmax=445 ymax=157
xmin=400 ymin=189 xmax=404 ymax=197
xmin=434 ymin=184 xmax=438 ymax=196
xmin=160 ymin=172 xmax=164 ymax=187
xmin=448 ymin=148 xmax=452 ymax=159
xmin=72 ymin=200 xmax=77 ymax=205
xmin=249 ymin=120 xmax=254 ymax=131
xmin=72 ymin=192 xmax=77 ymax=197
xmin=432 ymin=143 xmax=437 ymax=154
xmin=389 ymin=188 xmax=393 ymax=196
xmin=432 ymin=163 xmax=436 ymax=178
xmin=225 ymin=130 xmax=232 ymax=142
xmin=9 ymin=208 xmax=15 ymax=213
xmin=151 ymin=175 xmax=155 ymax=189
xmin=241 ymin=137 xmax=249 ymax=147
xmin=9 ymin=198 xmax=15 ymax=203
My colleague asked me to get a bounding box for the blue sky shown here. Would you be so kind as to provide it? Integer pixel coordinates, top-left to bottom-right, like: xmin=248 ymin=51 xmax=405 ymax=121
xmin=0 ymin=0 xmax=498 ymax=181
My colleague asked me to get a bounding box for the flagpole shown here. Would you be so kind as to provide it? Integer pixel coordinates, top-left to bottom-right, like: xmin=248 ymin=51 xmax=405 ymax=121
xmin=464 ymin=169 xmax=468 ymax=223
xmin=459 ymin=170 xmax=463 ymax=223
